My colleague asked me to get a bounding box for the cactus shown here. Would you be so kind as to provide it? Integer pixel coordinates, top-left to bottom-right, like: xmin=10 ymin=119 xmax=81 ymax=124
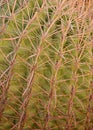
xmin=0 ymin=0 xmax=93 ymax=130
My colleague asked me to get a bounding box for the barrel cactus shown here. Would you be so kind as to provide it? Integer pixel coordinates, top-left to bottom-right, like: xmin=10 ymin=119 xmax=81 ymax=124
xmin=0 ymin=0 xmax=93 ymax=129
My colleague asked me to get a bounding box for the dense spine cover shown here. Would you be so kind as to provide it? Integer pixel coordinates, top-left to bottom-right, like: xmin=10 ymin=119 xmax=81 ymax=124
xmin=0 ymin=0 xmax=93 ymax=129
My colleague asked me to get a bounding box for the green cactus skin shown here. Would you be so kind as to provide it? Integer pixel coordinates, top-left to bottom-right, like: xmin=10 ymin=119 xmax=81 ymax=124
xmin=0 ymin=0 xmax=93 ymax=130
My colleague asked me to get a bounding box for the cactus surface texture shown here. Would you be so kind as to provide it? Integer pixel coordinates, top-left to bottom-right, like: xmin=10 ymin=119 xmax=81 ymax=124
xmin=0 ymin=0 xmax=93 ymax=130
